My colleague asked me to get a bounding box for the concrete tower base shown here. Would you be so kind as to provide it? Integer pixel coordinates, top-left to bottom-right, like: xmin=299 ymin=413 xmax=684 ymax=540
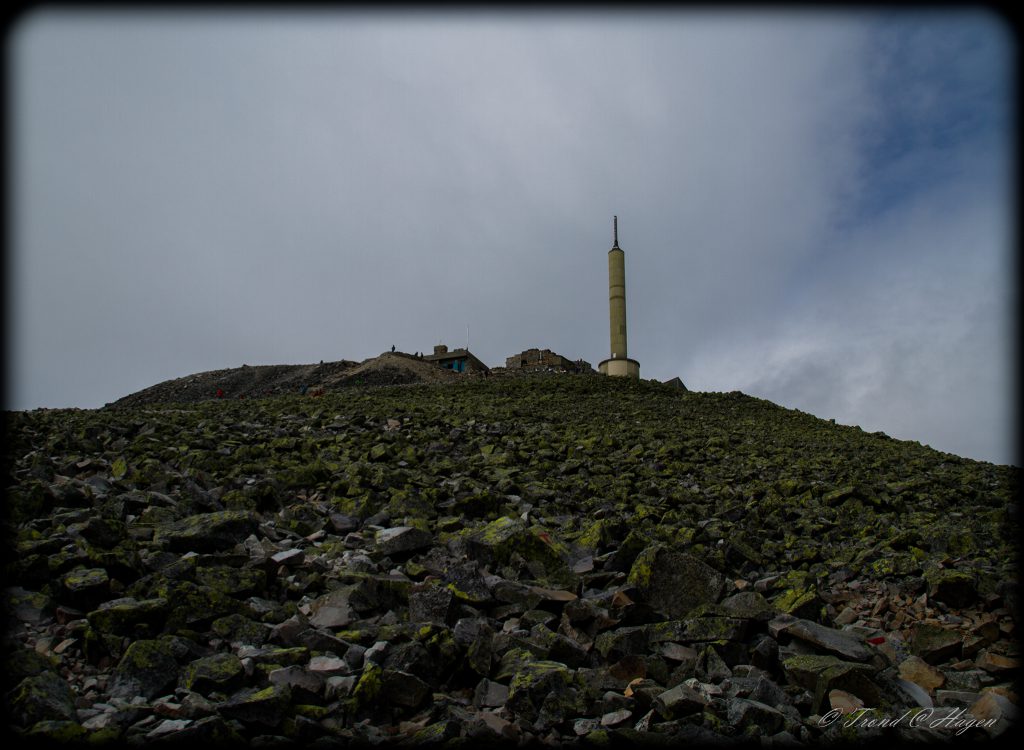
xmin=598 ymin=357 xmax=640 ymax=379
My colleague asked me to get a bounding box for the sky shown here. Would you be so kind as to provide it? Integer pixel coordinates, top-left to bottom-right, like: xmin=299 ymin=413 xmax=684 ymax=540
xmin=7 ymin=8 xmax=1017 ymax=466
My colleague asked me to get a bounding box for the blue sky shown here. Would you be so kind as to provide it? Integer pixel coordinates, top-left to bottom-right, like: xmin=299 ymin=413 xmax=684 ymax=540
xmin=7 ymin=8 xmax=1016 ymax=465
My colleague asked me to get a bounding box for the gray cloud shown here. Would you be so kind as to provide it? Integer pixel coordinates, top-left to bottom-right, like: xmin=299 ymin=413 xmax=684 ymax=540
xmin=8 ymin=9 xmax=1014 ymax=466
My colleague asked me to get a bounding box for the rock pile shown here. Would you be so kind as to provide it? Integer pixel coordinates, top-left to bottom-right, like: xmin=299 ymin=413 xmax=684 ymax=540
xmin=4 ymin=375 xmax=1019 ymax=746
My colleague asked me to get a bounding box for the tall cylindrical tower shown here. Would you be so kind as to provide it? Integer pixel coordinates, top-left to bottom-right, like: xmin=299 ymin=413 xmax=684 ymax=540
xmin=608 ymin=219 xmax=627 ymax=360
xmin=599 ymin=216 xmax=640 ymax=378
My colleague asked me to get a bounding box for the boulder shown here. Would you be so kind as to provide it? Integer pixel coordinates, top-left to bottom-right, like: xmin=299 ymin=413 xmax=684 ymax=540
xmin=374 ymin=526 xmax=433 ymax=557
xmin=627 ymin=545 xmax=726 ymax=618
xmin=9 ymin=670 xmax=78 ymax=726
xmin=653 ymin=682 xmax=707 ymax=720
xmin=180 ymin=653 xmax=246 ymax=694
xmin=770 ymin=615 xmax=873 ymax=662
xmin=216 ymin=684 xmax=292 ymax=727
xmin=911 ymin=623 xmax=962 ymax=665
xmin=109 ymin=638 xmax=180 ymax=700
xmin=154 ymin=511 xmax=260 ymax=553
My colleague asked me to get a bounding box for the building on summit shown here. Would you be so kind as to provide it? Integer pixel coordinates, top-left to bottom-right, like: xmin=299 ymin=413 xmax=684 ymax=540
xmin=505 ymin=348 xmax=593 ymax=373
xmin=424 ymin=344 xmax=489 ymax=374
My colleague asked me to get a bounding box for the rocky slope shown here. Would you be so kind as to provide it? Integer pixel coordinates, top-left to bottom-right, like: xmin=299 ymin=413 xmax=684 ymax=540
xmin=3 ymin=374 xmax=1019 ymax=746
xmin=107 ymin=353 xmax=462 ymax=408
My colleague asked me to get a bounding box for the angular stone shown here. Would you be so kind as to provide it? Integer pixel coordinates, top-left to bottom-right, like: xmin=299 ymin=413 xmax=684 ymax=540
xmin=653 ymin=682 xmax=707 ymax=720
xmin=210 ymin=614 xmax=270 ymax=646
xmin=727 ymin=698 xmax=784 ymax=734
xmin=154 ymin=511 xmax=260 ymax=553
xmin=828 ymin=689 xmax=864 ymax=714
xmin=308 ymin=655 xmax=349 ymax=677
xmin=506 ymin=661 xmax=576 ymax=723
xmin=87 ymin=597 xmax=169 ymax=636
xmin=217 ymin=684 xmax=292 ymax=727
xmin=898 ymin=655 xmax=946 ymax=693
xmin=10 ymin=670 xmax=77 ymax=725
xmin=382 ymin=668 xmax=431 ymax=708
xmin=812 ymin=662 xmax=881 ymax=714
xmin=911 ymin=623 xmax=962 ymax=665
xmin=696 ymin=644 xmax=733 ymax=683
xmin=628 ymin=545 xmax=726 ymax=619
xmin=444 ymin=561 xmax=494 ymax=604
xmin=270 ymin=548 xmax=305 ymax=567
xmin=308 ymin=586 xmax=356 ymax=630
xmin=147 ymin=718 xmax=192 ymax=739
xmin=594 ymin=625 xmax=649 ymax=661
xmin=719 ymin=591 xmax=778 ymax=623
xmin=601 ymin=708 xmax=633 ymax=726
xmin=375 ymin=526 xmax=433 ymax=557
xmin=781 ymin=654 xmax=844 ymax=691
xmin=109 ymin=639 xmax=179 ymax=700
xmin=60 ymin=567 xmax=110 ymax=608
xmin=924 ymin=568 xmax=977 ymax=608
xmin=268 ymin=665 xmax=324 ymax=701
xmin=936 ymin=689 xmax=982 ymax=707
xmin=409 ymin=584 xmax=456 ymax=625
xmin=465 ymin=517 xmax=574 ymax=588
xmin=969 ymin=691 xmax=1019 ymax=736
xmin=473 ymin=678 xmax=510 ymax=708
xmin=770 ymin=615 xmax=873 ymax=662
xmin=975 ymin=651 xmax=1020 ymax=675
xmin=181 ymin=653 xmax=246 ymax=694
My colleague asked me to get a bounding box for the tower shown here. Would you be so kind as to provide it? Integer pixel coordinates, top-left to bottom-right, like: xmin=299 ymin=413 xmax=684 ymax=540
xmin=598 ymin=216 xmax=641 ymax=379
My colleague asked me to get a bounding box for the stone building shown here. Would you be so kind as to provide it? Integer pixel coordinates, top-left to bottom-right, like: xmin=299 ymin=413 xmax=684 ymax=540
xmin=505 ymin=348 xmax=592 ymax=373
xmin=424 ymin=344 xmax=489 ymax=374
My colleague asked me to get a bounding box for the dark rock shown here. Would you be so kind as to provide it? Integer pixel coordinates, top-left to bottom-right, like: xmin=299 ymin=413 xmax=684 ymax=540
xmin=180 ymin=652 xmax=246 ymax=694
xmin=87 ymin=597 xmax=169 ymax=636
xmin=109 ymin=638 xmax=180 ymax=700
xmin=374 ymin=526 xmax=433 ymax=557
xmin=473 ymin=678 xmax=510 ymax=708
xmin=594 ymin=625 xmax=648 ymax=661
xmin=5 ymin=648 xmax=61 ymax=682
xmin=506 ymin=660 xmax=577 ymax=723
xmin=409 ymin=583 xmax=456 ymax=625
xmin=719 ymin=591 xmax=778 ymax=622
xmin=627 ymin=545 xmax=726 ymax=618
xmin=154 ymin=510 xmax=260 ymax=553
xmin=60 ymin=566 xmax=110 ymax=608
xmin=444 ymin=561 xmax=495 ymax=605
xmin=307 ymin=586 xmax=356 ymax=630
xmin=381 ymin=668 xmax=431 ymax=708
xmin=465 ymin=517 xmax=574 ymax=588
xmin=9 ymin=670 xmax=78 ymax=726
xmin=770 ymin=614 xmax=874 ymax=662
xmin=217 ymin=684 xmax=292 ymax=727
xmin=653 ymin=682 xmax=707 ymax=720
xmin=210 ymin=613 xmax=271 ymax=646
xmin=924 ymin=567 xmax=977 ymax=608
xmin=268 ymin=665 xmax=324 ymax=703
xmin=811 ymin=662 xmax=880 ymax=714
xmin=911 ymin=623 xmax=962 ymax=665
xmin=727 ymin=697 xmax=785 ymax=734
xmin=696 ymin=644 xmax=732 ymax=683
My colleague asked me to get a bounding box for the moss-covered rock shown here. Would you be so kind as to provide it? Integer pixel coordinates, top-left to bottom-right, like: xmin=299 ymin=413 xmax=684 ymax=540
xmin=108 ymin=638 xmax=179 ymax=700
xmin=153 ymin=510 xmax=260 ymax=553
xmin=9 ymin=670 xmax=77 ymax=726
xmin=86 ymin=597 xmax=169 ymax=636
xmin=181 ymin=652 xmax=246 ymax=694
xmin=627 ymin=544 xmax=726 ymax=619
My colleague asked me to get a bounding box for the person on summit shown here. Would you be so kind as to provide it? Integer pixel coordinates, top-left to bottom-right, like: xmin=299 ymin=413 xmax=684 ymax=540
xmin=391 ymin=344 xmax=396 ymax=352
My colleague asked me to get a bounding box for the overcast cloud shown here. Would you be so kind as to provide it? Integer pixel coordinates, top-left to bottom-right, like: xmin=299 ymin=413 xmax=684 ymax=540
xmin=7 ymin=9 xmax=1015 ymax=466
